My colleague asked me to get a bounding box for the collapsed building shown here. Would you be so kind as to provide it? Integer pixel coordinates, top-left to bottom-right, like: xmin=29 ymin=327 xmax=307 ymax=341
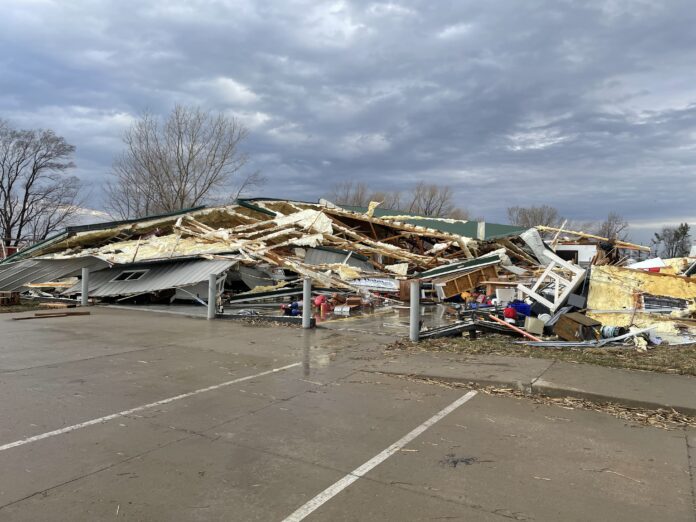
xmin=0 ymin=198 xmax=527 ymax=305
xmin=1 ymin=198 xmax=695 ymax=347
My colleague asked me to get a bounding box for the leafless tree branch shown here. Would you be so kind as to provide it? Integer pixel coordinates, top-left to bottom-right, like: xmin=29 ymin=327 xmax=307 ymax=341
xmin=106 ymin=105 xmax=259 ymax=218
xmin=0 ymin=119 xmax=81 ymax=248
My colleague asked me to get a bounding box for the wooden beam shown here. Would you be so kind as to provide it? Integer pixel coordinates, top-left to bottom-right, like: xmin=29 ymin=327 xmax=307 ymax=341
xmin=536 ymin=226 xmax=650 ymax=252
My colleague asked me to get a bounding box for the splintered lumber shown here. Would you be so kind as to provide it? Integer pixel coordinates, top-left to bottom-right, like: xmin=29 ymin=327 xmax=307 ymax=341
xmin=12 ymin=311 xmax=91 ymax=321
xmin=34 ymin=310 xmax=91 ymax=317
xmin=551 ymin=219 xmax=568 ymax=249
xmin=536 ymin=226 xmax=650 ymax=252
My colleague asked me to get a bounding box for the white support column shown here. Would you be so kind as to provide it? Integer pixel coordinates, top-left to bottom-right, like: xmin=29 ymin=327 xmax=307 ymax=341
xmin=409 ymin=279 xmax=420 ymax=342
xmin=302 ymin=277 xmax=312 ymax=329
xmin=80 ymin=267 xmax=90 ymax=307
xmin=207 ymin=273 xmax=217 ymax=320
xmin=477 ymin=221 xmax=486 ymax=240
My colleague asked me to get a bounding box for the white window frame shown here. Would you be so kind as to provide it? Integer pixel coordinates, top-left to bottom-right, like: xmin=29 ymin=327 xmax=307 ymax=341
xmin=110 ymin=269 xmax=149 ymax=282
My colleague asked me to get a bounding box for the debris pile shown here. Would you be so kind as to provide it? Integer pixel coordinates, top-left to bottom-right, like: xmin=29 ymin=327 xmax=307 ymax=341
xmin=417 ymin=226 xmax=696 ymax=348
xmin=1 ymin=198 xmax=695 ymax=347
xmin=0 ymin=199 xmax=525 ymax=317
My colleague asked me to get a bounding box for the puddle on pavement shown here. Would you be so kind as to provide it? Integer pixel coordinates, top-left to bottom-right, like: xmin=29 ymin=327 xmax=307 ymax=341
xmin=106 ymin=301 xmax=462 ymax=338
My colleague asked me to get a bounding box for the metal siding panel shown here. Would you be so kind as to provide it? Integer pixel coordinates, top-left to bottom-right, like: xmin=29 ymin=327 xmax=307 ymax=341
xmin=0 ymin=258 xmax=108 ymax=291
xmin=67 ymin=259 xmax=236 ymax=297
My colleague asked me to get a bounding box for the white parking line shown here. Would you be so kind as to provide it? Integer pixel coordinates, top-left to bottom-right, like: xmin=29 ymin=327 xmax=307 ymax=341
xmin=282 ymin=390 xmax=478 ymax=522
xmin=0 ymin=362 xmax=301 ymax=453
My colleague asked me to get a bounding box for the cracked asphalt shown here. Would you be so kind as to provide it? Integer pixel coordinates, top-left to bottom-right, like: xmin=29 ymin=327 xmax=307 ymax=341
xmin=0 ymin=307 xmax=694 ymax=521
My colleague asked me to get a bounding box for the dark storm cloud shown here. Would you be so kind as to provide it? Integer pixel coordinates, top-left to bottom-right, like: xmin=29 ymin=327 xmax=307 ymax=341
xmin=1 ymin=0 xmax=695 ymax=239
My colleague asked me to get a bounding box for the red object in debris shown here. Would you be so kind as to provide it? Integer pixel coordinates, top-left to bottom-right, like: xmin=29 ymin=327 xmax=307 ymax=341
xmin=646 ymin=267 xmax=661 ymax=273
xmin=503 ymin=307 xmax=517 ymax=319
xmin=320 ymin=302 xmax=331 ymax=316
xmin=314 ymin=295 xmax=327 ymax=306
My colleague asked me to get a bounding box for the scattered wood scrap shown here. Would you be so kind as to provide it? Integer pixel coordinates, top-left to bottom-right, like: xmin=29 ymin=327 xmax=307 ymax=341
xmin=12 ymin=311 xmax=91 ymax=321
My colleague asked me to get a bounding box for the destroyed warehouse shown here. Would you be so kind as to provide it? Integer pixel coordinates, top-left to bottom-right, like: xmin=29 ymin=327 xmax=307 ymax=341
xmin=2 ymin=198 xmax=696 ymax=347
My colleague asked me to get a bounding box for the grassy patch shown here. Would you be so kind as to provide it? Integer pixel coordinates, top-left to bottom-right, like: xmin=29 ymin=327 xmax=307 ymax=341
xmin=388 ymin=334 xmax=696 ymax=376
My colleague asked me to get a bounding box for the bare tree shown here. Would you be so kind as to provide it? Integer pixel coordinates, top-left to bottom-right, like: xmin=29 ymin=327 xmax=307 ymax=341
xmin=448 ymin=208 xmax=471 ymax=220
xmin=368 ymin=189 xmax=401 ymax=211
xmin=326 ymin=181 xmax=371 ymax=207
xmin=405 ymin=182 xmax=467 ymax=218
xmin=231 ymin=170 xmax=266 ymax=202
xmin=0 ymin=119 xmax=81 ymax=248
xmin=652 ymin=223 xmax=691 ymax=258
xmin=507 ymin=205 xmax=563 ymax=228
xmin=106 ymin=105 xmax=259 ymax=219
xmin=326 ymin=181 xmax=468 ymax=219
xmin=596 ymin=212 xmax=629 ymax=241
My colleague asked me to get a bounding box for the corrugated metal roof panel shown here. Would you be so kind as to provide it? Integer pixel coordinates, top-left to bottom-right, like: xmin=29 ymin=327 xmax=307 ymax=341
xmin=0 ymin=257 xmax=108 ymax=291
xmin=63 ymin=258 xmax=236 ymax=297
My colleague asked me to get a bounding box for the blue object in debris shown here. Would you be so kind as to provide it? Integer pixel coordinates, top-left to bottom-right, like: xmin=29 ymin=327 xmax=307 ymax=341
xmin=509 ymin=300 xmax=532 ymax=317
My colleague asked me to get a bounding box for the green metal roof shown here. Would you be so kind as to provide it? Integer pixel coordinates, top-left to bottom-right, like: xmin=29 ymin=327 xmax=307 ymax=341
xmin=337 ymin=205 xmax=526 ymax=240
xmin=419 ymin=254 xmax=502 ymax=279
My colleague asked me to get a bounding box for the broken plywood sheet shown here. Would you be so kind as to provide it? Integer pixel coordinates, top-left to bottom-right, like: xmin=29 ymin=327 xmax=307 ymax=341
xmin=663 ymin=257 xmax=696 ymax=275
xmin=587 ymin=265 xmax=696 ymax=334
xmin=385 ymin=263 xmax=409 ymax=276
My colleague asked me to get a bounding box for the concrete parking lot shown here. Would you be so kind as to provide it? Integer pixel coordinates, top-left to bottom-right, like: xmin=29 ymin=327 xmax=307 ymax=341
xmin=0 ymin=308 xmax=694 ymax=521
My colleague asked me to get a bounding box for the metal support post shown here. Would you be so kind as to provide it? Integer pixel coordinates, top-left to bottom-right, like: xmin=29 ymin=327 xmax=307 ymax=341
xmin=81 ymin=267 xmax=90 ymax=307
xmin=302 ymin=277 xmax=312 ymax=329
xmin=208 ymin=273 xmax=217 ymax=320
xmin=409 ymin=279 xmax=420 ymax=342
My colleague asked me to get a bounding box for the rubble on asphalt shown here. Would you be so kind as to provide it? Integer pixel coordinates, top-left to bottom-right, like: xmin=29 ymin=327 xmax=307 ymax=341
xmin=1 ymin=198 xmax=696 ymax=349
xmin=388 ymin=373 xmax=696 ymax=430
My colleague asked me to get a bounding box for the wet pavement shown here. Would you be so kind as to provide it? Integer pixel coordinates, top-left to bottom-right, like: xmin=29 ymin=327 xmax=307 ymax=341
xmin=0 ymin=307 xmax=694 ymax=521
xmin=109 ymin=300 xmax=462 ymax=337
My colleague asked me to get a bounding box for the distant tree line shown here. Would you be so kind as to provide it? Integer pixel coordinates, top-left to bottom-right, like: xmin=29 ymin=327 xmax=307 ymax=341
xmin=326 ymin=181 xmax=469 ymax=219
xmin=506 ymin=204 xmax=693 ymax=257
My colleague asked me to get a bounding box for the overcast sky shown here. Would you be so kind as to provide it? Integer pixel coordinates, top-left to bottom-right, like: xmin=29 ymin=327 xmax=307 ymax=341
xmin=1 ymin=0 xmax=695 ymax=242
